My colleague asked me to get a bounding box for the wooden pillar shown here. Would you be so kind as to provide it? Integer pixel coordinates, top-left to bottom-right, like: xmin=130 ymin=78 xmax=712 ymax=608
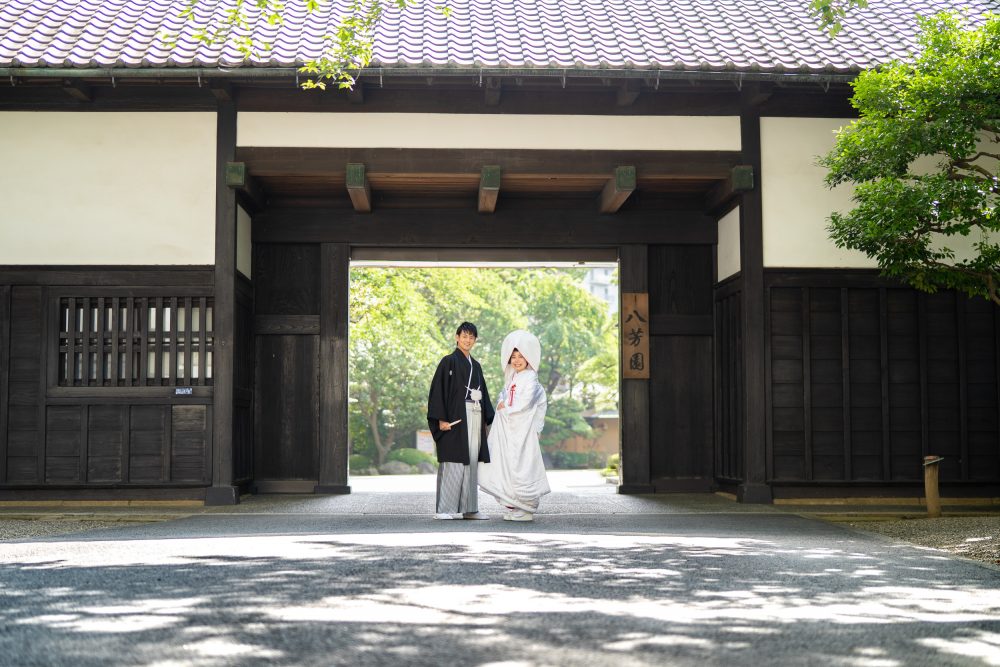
xmin=737 ymin=97 xmax=773 ymax=503
xmin=206 ymin=99 xmax=240 ymax=506
xmin=618 ymin=244 xmax=654 ymax=493
xmin=0 ymin=285 xmax=9 ymax=484
xmin=316 ymin=243 xmax=351 ymax=493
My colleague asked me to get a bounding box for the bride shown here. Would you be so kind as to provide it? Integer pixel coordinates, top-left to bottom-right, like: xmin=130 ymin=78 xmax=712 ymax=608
xmin=478 ymin=330 xmax=550 ymax=521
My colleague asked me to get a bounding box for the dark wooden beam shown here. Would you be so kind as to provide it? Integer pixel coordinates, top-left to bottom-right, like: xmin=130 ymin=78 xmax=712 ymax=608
xmin=316 ymin=243 xmax=351 ymax=494
xmin=485 ymin=77 xmax=502 ymax=106
xmin=237 ymin=147 xmax=740 ymax=181
xmin=62 ymin=80 xmax=92 ymax=102
xmin=254 ymin=206 xmax=716 ymax=246
xmin=705 ymin=165 xmax=755 ymax=214
xmin=737 ymin=89 xmax=772 ymax=504
xmin=0 ymin=267 xmax=214 ymax=286
xmin=617 ymin=80 xmax=640 ymax=106
xmin=599 ymin=166 xmax=636 ymax=213
xmin=347 ymin=84 xmax=364 ymax=104
xmin=478 ymin=165 xmax=502 ymax=213
xmin=225 ymin=162 xmax=266 ymax=213
xmin=619 ymin=244 xmax=653 ymax=494
xmin=206 ymin=99 xmax=239 ymax=506
xmin=0 ymin=285 xmax=9 ymax=484
xmin=346 ymin=163 xmax=372 ymax=213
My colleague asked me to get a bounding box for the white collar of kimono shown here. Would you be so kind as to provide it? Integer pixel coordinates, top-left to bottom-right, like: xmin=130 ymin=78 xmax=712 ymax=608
xmin=500 ymin=329 xmax=541 ymax=383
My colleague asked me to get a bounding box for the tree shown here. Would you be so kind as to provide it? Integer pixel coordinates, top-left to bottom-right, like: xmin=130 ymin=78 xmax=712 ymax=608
xmin=175 ymin=0 xmax=424 ymax=89
xmin=179 ymin=0 xmax=861 ymax=88
xmin=811 ymin=0 xmax=867 ymax=36
xmin=820 ymin=13 xmax=1000 ymax=304
xmin=349 ymin=267 xmax=443 ymax=466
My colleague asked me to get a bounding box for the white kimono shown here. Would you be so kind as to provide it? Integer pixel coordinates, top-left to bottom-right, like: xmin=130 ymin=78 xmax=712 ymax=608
xmin=479 ymin=332 xmax=551 ymax=513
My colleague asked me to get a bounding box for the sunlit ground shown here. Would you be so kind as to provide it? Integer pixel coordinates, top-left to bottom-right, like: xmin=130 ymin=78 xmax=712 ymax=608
xmin=2 ymin=481 xmax=999 ymax=666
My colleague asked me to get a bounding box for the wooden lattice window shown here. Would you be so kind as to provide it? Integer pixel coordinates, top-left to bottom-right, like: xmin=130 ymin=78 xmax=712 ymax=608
xmin=57 ymin=296 xmax=214 ymax=387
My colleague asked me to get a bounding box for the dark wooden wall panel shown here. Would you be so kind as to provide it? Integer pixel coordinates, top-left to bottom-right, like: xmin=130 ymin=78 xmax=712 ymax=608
xmin=172 ymin=405 xmax=210 ymax=482
xmin=650 ymin=336 xmax=713 ymax=480
xmin=253 ymin=244 xmax=320 ymax=315
xmin=713 ymin=282 xmax=743 ymax=481
xmin=648 ymin=245 xmax=714 ymax=489
xmin=6 ymin=287 xmax=44 ymax=483
xmin=765 ymin=271 xmax=1000 ymax=486
xmin=255 ymin=334 xmax=319 ymax=480
xmin=88 ymin=406 xmax=124 ymax=482
xmin=130 ymin=405 xmax=168 ymax=482
xmin=233 ymin=281 xmax=254 ymax=484
xmin=45 ymin=406 xmax=81 ymax=482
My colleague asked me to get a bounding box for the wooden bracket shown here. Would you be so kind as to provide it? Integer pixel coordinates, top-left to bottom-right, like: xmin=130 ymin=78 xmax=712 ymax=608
xmin=225 ymin=162 xmax=265 ymax=213
xmin=478 ymin=165 xmax=502 ymax=213
xmin=705 ymin=165 xmax=754 ymax=214
xmin=598 ymin=166 xmax=636 ymax=213
xmin=62 ymin=80 xmax=92 ymax=103
xmin=210 ymin=82 xmax=233 ymax=102
xmin=616 ymin=80 xmax=640 ymax=106
xmin=346 ymin=163 xmax=372 ymax=213
xmin=485 ymin=77 xmax=502 ymax=106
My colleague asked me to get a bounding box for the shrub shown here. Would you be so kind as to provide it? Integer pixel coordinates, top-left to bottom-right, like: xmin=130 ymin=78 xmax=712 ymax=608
xmin=601 ymin=453 xmax=621 ymax=478
xmin=349 ymin=454 xmax=373 ymax=474
xmin=387 ymin=448 xmax=437 ymax=468
xmin=549 ymin=450 xmax=604 ymax=470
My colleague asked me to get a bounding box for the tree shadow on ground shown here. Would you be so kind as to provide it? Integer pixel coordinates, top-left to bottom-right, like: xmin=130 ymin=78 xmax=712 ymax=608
xmin=2 ymin=518 xmax=1000 ymax=666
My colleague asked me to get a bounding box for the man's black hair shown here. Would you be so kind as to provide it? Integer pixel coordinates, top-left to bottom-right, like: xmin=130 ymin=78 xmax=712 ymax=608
xmin=456 ymin=322 xmax=478 ymax=338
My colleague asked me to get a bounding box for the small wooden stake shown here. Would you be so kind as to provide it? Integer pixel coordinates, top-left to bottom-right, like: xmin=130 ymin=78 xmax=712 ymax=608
xmin=923 ymin=455 xmax=943 ymax=518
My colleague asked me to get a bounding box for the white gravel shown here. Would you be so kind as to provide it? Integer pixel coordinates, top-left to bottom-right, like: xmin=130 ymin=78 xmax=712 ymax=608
xmin=845 ymin=515 xmax=1000 ymax=567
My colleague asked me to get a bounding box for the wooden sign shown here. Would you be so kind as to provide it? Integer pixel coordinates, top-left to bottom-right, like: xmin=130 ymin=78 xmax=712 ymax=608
xmin=621 ymin=292 xmax=650 ymax=379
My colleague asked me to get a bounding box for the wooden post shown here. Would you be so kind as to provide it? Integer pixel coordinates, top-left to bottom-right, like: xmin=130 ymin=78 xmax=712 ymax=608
xmin=924 ymin=455 xmax=943 ymax=518
xmin=316 ymin=243 xmax=351 ymax=494
xmin=0 ymin=285 xmax=9 ymax=484
xmin=618 ymin=245 xmax=653 ymax=494
xmin=737 ymin=95 xmax=772 ymax=503
xmin=206 ymin=98 xmax=239 ymax=506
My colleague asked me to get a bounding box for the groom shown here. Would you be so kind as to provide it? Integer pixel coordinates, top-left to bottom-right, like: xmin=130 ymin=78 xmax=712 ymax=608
xmin=426 ymin=321 xmax=494 ymax=520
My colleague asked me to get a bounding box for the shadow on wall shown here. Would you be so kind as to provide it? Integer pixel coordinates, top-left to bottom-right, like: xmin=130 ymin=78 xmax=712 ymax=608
xmin=1 ymin=518 xmax=999 ymax=664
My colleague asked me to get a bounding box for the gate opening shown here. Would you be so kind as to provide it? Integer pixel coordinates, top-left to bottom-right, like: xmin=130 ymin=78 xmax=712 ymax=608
xmin=347 ymin=250 xmax=620 ymax=492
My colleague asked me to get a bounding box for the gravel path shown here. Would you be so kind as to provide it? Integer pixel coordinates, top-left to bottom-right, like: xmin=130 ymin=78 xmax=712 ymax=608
xmin=0 ymin=518 xmax=144 ymax=542
xmin=5 ymin=512 xmax=998 ymax=571
xmin=844 ymin=516 xmax=1000 ymax=568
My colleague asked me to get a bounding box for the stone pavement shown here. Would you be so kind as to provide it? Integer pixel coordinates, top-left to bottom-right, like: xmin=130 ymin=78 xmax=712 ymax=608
xmin=1 ymin=472 xmax=999 ymax=666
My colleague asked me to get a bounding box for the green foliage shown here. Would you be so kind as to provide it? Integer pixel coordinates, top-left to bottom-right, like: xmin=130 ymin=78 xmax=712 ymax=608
xmin=548 ymin=450 xmax=604 ymax=470
xmin=601 ymin=453 xmax=620 ymax=478
xmin=810 ymin=0 xmax=867 ymax=36
xmin=348 ymin=267 xmax=618 ymax=467
xmin=820 ymin=13 xmax=1000 ymax=303
xmin=349 ymin=453 xmax=373 ymax=473
xmin=172 ymin=0 xmax=439 ymax=90
xmin=538 ymin=395 xmax=593 ymax=452
xmin=386 ymin=448 xmax=437 ymax=467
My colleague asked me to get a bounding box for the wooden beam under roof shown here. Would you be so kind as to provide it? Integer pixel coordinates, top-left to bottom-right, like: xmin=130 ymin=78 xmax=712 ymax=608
xmin=62 ymin=80 xmax=92 ymax=102
xmin=599 ymin=166 xmax=636 ymax=213
xmin=484 ymin=77 xmax=502 ymax=106
xmin=478 ymin=165 xmax=502 ymax=213
xmin=705 ymin=165 xmax=754 ymax=215
xmin=225 ymin=161 xmax=266 ymax=213
xmin=346 ymin=163 xmax=372 ymax=212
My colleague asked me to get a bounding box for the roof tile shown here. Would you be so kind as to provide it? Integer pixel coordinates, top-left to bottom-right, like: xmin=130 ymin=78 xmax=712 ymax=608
xmin=0 ymin=0 xmax=997 ymax=73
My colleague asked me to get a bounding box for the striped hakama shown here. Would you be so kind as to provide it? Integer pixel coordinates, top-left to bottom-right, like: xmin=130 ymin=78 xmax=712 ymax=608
xmin=435 ymin=401 xmax=482 ymax=514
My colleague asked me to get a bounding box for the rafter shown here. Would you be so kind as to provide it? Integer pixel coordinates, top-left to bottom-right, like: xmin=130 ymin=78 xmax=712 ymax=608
xmin=478 ymin=165 xmax=502 ymax=213
xmin=346 ymin=163 xmax=372 ymax=213
xmin=598 ymin=166 xmax=636 ymax=213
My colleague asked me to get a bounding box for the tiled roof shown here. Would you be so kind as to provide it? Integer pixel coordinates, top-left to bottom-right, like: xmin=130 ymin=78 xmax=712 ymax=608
xmin=0 ymin=0 xmax=997 ymax=74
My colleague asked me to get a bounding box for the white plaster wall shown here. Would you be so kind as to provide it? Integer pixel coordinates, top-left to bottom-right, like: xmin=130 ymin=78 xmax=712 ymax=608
xmin=0 ymin=112 xmax=216 ymax=265
xmin=717 ymin=206 xmax=741 ymax=280
xmin=237 ymin=204 xmax=252 ymax=278
xmin=238 ymin=113 xmax=741 ymax=151
xmin=761 ymin=117 xmax=875 ymax=268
